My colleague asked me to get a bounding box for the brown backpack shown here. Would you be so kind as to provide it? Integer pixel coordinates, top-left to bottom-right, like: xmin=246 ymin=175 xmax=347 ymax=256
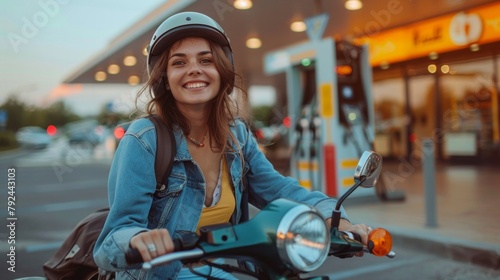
xmin=43 ymin=115 xmax=175 ymax=280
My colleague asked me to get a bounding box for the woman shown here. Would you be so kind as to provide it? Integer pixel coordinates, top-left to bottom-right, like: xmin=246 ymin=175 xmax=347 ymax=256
xmin=94 ymin=11 xmax=371 ymax=279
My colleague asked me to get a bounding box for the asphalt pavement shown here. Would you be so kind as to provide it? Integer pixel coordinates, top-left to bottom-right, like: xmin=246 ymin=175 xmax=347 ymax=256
xmin=2 ymin=137 xmax=500 ymax=279
xmin=342 ymin=158 xmax=500 ymax=271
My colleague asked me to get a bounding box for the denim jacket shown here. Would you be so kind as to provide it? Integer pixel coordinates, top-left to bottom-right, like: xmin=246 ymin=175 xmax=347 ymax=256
xmin=94 ymin=117 xmax=348 ymax=280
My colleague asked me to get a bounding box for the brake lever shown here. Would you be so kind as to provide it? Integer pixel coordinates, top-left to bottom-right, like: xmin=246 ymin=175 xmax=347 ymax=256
xmin=362 ymin=247 xmax=396 ymax=258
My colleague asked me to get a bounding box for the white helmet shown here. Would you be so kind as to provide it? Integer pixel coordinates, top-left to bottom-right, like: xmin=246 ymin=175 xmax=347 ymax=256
xmin=147 ymin=11 xmax=234 ymax=77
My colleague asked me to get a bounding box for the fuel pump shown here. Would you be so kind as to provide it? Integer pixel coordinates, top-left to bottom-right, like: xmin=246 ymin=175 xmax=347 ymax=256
xmin=292 ymin=65 xmax=322 ymax=192
xmin=337 ymin=41 xmax=404 ymax=201
xmin=265 ymin=38 xmax=385 ymax=198
xmin=335 ymin=41 xmax=373 ymax=157
xmin=293 ymin=114 xmax=307 ymax=188
xmin=309 ymin=113 xmax=322 ymax=191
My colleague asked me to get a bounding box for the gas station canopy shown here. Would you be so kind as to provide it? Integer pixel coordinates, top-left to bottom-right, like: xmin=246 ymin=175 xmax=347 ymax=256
xmin=63 ymin=0 xmax=497 ymax=89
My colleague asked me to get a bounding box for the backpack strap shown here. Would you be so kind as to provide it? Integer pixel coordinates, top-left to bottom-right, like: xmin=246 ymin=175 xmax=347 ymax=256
xmin=147 ymin=115 xmax=176 ymax=192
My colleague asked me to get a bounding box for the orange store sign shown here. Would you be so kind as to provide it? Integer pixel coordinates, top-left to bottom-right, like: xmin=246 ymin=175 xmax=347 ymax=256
xmin=356 ymin=2 xmax=500 ymax=66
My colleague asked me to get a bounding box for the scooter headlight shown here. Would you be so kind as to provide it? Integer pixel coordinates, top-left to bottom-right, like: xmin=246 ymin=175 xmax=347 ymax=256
xmin=276 ymin=204 xmax=329 ymax=272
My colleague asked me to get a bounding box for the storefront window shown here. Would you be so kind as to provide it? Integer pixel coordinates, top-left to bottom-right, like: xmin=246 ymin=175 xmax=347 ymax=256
xmin=407 ymin=74 xmax=436 ymax=158
xmin=372 ymin=77 xmax=406 ymax=158
xmin=440 ymin=58 xmax=496 ymax=160
xmin=373 ymin=56 xmax=499 ymax=162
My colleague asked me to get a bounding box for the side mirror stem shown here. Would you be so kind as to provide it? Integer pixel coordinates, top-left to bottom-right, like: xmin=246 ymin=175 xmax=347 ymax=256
xmin=330 ymin=176 xmax=367 ymax=231
xmin=330 ymin=209 xmax=342 ymax=230
xmin=334 ymin=176 xmax=366 ymax=211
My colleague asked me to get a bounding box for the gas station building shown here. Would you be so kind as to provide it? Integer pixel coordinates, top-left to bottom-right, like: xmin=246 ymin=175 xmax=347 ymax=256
xmin=63 ymin=0 xmax=500 ymax=196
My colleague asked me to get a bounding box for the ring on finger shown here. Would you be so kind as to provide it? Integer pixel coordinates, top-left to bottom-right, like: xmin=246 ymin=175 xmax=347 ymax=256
xmin=147 ymin=243 xmax=157 ymax=252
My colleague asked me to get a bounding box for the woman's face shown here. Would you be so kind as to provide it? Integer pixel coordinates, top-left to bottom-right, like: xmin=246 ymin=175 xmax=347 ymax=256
xmin=166 ymin=37 xmax=221 ymax=109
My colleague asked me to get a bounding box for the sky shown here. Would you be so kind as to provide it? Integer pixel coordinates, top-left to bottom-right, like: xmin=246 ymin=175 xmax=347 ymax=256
xmin=0 ymin=0 xmax=166 ymax=116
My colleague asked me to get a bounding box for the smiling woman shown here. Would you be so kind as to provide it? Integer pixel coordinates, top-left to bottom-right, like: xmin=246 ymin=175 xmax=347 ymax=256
xmin=93 ymin=11 xmax=365 ymax=280
xmin=164 ymin=38 xmax=221 ymax=108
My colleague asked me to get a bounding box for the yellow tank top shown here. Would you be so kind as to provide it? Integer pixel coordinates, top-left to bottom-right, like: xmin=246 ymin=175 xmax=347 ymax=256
xmin=196 ymin=158 xmax=235 ymax=233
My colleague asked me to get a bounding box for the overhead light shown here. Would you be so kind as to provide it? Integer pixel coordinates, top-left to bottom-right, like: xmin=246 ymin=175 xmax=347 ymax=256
xmin=428 ymin=64 xmax=437 ymax=74
xmin=95 ymin=71 xmax=107 ymax=82
xmin=234 ymin=0 xmax=252 ymax=10
xmin=290 ymin=21 xmax=307 ymax=32
xmin=429 ymin=51 xmax=439 ymax=60
xmin=345 ymin=0 xmax=363 ymax=10
xmin=470 ymin=43 xmax=480 ymax=52
xmin=246 ymin=37 xmax=262 ymax=49
xmin=108 ymin=64 xmax=120 ymax=74
xmin=441 ymin=65 xmax=450 ymax=74
xmin=128 ymin=75 xmax=140 ymax=85
xmin=143 ymin=46 xmax=148 ymax=56
xmin=123 ymin=56 xmax=137 ymax=66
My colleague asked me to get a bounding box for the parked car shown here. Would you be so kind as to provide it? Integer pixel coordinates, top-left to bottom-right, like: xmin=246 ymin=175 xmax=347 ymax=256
xmin=15 ymin=126 xmax=52 ymax=149
xmin=64 ymin=119 xmax=106 ymax=146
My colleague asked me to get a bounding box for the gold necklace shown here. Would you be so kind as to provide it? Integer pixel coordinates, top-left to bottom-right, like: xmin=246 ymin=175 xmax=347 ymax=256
xmin=186 ymin=129 xmax=207 ymax=148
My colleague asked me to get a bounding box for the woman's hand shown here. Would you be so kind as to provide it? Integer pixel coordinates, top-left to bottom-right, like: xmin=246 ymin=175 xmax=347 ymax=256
xmin=338 ymin=219 xmax=372 ymax=246
xmin=129 ymin=229 xmax=174 ymax=262
xmin=327 ymin=218 xmax=372 ymax=257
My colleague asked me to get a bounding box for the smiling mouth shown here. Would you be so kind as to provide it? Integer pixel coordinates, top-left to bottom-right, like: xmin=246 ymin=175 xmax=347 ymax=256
xmin=184 ymin=82 xmax=208 ymax=89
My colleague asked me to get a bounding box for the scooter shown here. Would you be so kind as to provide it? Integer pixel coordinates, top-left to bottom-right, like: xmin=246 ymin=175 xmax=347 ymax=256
xmin=16 ymin=151 xmax=393 ymax=280
xmin=124 ymin=150 xmax=395 ymax=279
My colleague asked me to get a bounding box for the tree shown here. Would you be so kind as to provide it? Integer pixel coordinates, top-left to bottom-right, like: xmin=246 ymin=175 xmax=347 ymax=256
xmin=1 ymin=94 xmax=26 ymax=131
xmin=0 ymin=94 xmax=80 ymax=132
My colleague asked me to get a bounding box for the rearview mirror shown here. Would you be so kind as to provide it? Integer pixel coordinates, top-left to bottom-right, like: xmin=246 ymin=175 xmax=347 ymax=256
xmin=354 ymin=151 xmax=383 ymax=188
xmin=331 ymin=151 xmax=383 ymax=229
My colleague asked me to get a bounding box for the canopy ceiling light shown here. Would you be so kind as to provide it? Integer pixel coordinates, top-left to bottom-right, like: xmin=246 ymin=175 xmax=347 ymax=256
xmin=107 ymin=64 xmax=120 ymax=74
xmin=470 ymin=43 xmax=480 ymax=52
xmin=234 ymin=0 xmax=252 ymax=10
xmin=441 ymin=65 xmax=450 ymax=74
xmin=128 ymin=75 xmax=140 ymax=85
xmin=290 ymin=21 xmax=307 ymax=32
xmin=429 ymin=51 xmax=439 ymax=60
xmin=123 ymin=55 xmax=137 ymax=66
xmin=345 ymin=0 xmax=363 ymax=10
xmin=95 ymin=71 xmax=107 ymax=82
xmin=428 ymin=64 xmax=437 ymax=74
xmin=246 ymin=37 xmax=262 ymax=49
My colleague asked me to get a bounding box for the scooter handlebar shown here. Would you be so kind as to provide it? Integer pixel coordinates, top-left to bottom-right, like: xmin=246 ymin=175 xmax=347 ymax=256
xmin=337 ymin=228 xmax=395 ymax=258
xmin=340 ymin=230 xmax=362 ymax=243
xmin=125 ymin=232 xmax=200 ymax=265
xmin=125 ymin=248 xmax=143 ymax=265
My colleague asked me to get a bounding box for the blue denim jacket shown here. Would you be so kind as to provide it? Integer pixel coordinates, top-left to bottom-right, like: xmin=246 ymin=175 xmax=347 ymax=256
xmin=94 ymin=117 xmax=348 ymax=280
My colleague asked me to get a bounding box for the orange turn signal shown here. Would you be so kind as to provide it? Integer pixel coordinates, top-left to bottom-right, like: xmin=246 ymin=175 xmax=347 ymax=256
xmin=367 ymin=228 xmax=392 ymax=256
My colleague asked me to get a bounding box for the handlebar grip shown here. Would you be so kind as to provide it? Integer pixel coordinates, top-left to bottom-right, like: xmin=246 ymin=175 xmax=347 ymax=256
xmin=351 ymin=232 xmax=362 ymax=243
xmin=125 ymin=248 xmax=143 ymax=264
xmin=125 ymin=232 xmax=200 ymax=265
xmin=125 ymin=239 xmax=185 ymax=265
xmin=341 ymin=231 xmax=362 ymax=243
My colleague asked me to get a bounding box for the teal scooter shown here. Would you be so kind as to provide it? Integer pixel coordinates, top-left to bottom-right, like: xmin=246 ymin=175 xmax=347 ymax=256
xmin=126 ymin=151 xmax=395 ymax=279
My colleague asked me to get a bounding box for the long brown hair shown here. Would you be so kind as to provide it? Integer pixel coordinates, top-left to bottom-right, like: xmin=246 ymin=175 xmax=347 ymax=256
xmin=136 ymin=37 xmax=248 ymax=153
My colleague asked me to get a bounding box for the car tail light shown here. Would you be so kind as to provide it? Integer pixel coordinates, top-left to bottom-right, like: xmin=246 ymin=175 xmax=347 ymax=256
xmin=47 ymin=125 xmax=57 ymax=136
xmin=114 ymin=127 xmax=126 ymax=139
